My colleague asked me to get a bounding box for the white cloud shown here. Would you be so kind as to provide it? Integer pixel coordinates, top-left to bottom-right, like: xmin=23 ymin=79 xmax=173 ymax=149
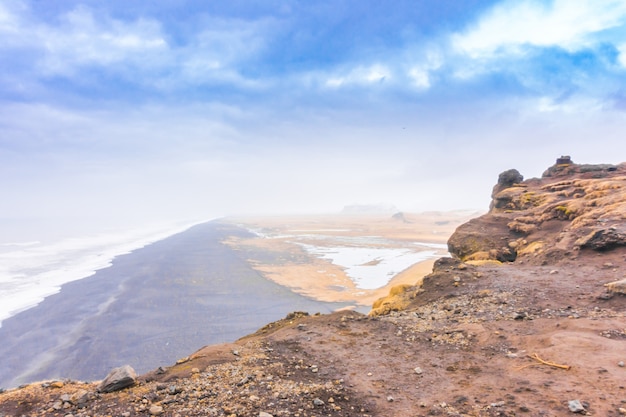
xmin=453 ymin=0 xmax=626 ymax=58
xmin=407 ymin=51 xmax=443 ymax=89
xmin=324 ymin=64 xmax=390 ymax=88
xmin=0 ymin=2 xmax=24 ymax=33
xmin=36 ymin=7 xmax=167 ymax=75
xmin=618 ymin=44 xmax=626 ymax=68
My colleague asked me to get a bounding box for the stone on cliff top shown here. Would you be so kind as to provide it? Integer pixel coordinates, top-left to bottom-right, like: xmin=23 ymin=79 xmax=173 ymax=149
xmin=97 ymin=365 xmax=137 ymax=393
xmin=490 ymin=169 xmax=524 ymax=209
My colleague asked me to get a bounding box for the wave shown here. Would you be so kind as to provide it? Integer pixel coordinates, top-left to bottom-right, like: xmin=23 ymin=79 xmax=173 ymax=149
xmin=0 ymin=219 xmax=211 ymax=328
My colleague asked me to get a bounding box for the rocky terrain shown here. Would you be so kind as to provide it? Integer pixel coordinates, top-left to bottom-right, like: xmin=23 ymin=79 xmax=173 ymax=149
xmin=1 ymin=157 xmax=625 ymax=417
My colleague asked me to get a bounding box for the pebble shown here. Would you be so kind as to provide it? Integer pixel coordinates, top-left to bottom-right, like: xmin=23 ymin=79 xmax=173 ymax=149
xmin=618 ymin=407 xmax=626 ymax=415
xmin=387 ymin=396 xmax=394 ymax=402
xmin=414 ymin=367 xmax=423 ymax=375
xmin=568 ymin=399 xmax=585 ymax=413
xmin=549 ymin=270 xmax=559 ymax=275
xmin=618 ymin=361 xmax=625 ymax=367
xmin=149 ymin=405 xmax=164 ymax=415
xmin=259 ymin=413 xmax=274 ymax=417
xmin=313 ymin=398 xmax=325 ymax=406
xmin=50 ymin=381 xmax=64 ymax=389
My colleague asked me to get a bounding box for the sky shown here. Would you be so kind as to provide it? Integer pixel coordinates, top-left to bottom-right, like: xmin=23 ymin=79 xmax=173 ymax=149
xmin=2 ymin=0 xmax=626 ymax=232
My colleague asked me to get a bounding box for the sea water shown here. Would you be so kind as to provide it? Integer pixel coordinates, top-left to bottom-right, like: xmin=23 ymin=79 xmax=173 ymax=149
xmin=0 ymin=218 xmax=209 ymax=328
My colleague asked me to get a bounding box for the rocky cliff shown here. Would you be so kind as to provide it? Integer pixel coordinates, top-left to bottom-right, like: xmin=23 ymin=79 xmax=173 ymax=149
xmin=448 ymin=157 xmax=626 ymax=265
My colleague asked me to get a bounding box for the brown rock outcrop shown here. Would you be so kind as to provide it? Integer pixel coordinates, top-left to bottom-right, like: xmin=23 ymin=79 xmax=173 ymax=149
xmin=448 ymin=157 xmax=626 ymax=264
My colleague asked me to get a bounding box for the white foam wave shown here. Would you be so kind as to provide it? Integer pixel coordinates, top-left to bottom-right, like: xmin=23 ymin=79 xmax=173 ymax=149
xmin=0 ymin=219 xmax=210 ymax=328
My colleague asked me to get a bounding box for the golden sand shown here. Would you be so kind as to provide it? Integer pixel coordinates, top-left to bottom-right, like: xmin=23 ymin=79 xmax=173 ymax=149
xmin=223 ymin=211 xmax=479 ymax=306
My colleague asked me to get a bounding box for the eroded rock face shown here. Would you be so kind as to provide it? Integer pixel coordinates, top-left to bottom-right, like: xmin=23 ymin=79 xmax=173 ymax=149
xmin=448 ymin=159 xmax=626 ymax=264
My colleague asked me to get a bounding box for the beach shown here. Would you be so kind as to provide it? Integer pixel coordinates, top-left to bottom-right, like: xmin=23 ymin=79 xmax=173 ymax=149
xmin=224 ymin=212 xmax=475 ymax=306
xmin=0 ymin=221 xmax=353 ymax=389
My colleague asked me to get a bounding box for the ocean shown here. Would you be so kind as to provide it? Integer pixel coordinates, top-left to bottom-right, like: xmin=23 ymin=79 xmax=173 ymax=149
xmin=0 ymin=218 xmax=207 ymax=328
xmin=0 ymin=220 xmax=355 ymax=389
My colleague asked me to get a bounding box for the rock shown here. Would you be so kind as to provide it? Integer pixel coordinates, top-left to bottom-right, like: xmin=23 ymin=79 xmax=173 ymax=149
xmin=259 ymin=412 xmax=274 ymax=417
xmin=577 ymin=227 xmax=626 ymax=251
xmin=50 ymin=381 xmax=64 ymax=388
xmin=414 ymin=366 xmax=423 ymax=375
xmin=618 ymin=361 xmax=625 ymax=367
xmin=313 ymin=398 xmax=325 ymax=406
xmin=618 ymin=407 xmax=626 ymax=415
xmin=149 ymin=405 xmax=164 ymax=415
xmin=491 ymin=169 xmax=524 ymax=199
xmin=70 ymin=389 xmax=92 ymax=407
xmin=387 ymin=395 xmax=394 ymax=402
xmin=605 ymin=279 xmax=626 ymax=295
xmin=97 ymin=365 xmax=137 ymax=393
xmin=568 ymin=399 xmax=585 ymax=413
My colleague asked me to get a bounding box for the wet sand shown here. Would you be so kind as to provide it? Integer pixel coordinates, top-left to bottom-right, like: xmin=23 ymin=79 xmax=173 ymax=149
xmin=224 ymin=212 xmax=475 ymax=306
xmin=0 ymin=221 xmax=353 ymax=389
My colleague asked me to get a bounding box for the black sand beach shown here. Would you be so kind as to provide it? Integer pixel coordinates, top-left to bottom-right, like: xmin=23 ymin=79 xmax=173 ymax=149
xmin=0 ymin=221 xmax=354 ymax=389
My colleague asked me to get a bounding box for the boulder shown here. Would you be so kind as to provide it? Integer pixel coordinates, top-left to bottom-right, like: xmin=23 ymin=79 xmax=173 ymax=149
xmin=98 ymin=365 xmax=137 ymax=393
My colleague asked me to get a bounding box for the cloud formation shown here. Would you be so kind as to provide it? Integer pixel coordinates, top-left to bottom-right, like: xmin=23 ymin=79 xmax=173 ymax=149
xmin=1 ymin=0 xmax=626 ymax=227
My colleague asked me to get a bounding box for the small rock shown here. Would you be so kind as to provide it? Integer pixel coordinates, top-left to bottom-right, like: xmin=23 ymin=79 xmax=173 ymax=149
xmin=387 ymin=396 xmax=394 ymax=402
xmin=414 ymin=367 xmax=423 ymax=375
xmin=568 ymin=399 xmax=585 ymax=413
xmin=52 ymin=401 xmax=63 ymax=410
xmin=328 ymin=397 xmax=335 ymax=403
xmin=50 ymin=381 xmax=64 ymax=388
xmin=191 ymin=367 xmax=200 ymax=374
xmin=491 ymin=401 xmax=505 ymax=407
xmin=70 ymin=389 xmax=92 ymax=406
xmin=618 ymin=361 xmax=625 ymax=367
xmin=259 ymin=412 xmax=274 ymax=417
xmin=122 ymin=413 xmax=131 ymax=417
xmin=98 ymin=365 xmax=137 ymax=393
xmin=232 ymin=350 xmax=240 ymax=356
xmin=149 ymin=405 xmax=164 ymax=415
xmin=549 ymin=270 xmax=559 ymax=275
xmin=250 ymin=395 xmax=260 ymax=402
xmin=313 ymin=398 xmax=325 ymax=406
xmin=618 ymin=407 xmax=626 ymax=415
xmin=175 ymin=356 xmax=189 ymax=364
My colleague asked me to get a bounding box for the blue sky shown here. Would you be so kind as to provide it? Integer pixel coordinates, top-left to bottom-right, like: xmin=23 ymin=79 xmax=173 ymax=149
xmin=1 ymin=0 xmax=626 ymax=229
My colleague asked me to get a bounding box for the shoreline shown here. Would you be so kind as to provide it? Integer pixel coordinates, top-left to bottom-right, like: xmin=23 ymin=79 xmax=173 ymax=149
xmin=0 ymin=221 xmax=356 ymax=389
xmin=0 ymin=219 xmax=210 ymax=328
